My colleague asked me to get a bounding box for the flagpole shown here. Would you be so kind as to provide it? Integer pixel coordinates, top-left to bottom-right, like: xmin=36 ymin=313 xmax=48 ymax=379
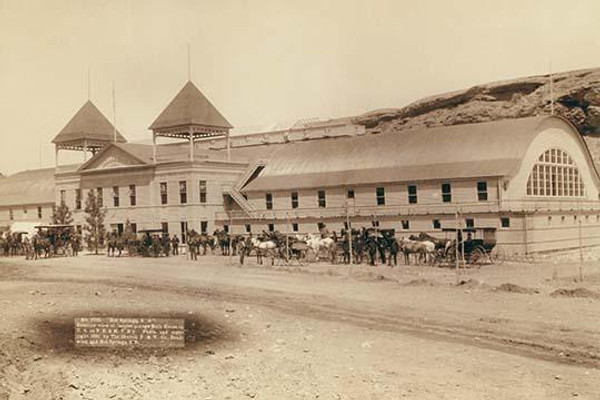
xmin=112 ymin=81 xmax=117 ymax=142
xmin=549 ymin=61 xmax=554 ymax=115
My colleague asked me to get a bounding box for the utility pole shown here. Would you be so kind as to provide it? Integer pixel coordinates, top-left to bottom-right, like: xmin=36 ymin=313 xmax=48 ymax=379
xmin=345 ymin=199 xmax=353 ymax=265
xmin=578 ymin=201 xmax=584 ymax=282
xmin=285 ymin=211 xmax=290 ymax=263
xmin=455 ymin=207 xmax=460 ymax=283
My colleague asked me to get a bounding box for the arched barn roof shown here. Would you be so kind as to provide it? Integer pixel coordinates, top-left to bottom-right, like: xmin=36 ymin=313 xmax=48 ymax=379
xmin=242 ymin=115 xmax=587 ymax=192
xmin=0 ymin=167 xmax=55 ymax=207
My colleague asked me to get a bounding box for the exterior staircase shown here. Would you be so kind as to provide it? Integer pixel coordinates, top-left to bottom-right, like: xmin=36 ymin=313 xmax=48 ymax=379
xmin=222 ymin=159 xmax=267 ymax=218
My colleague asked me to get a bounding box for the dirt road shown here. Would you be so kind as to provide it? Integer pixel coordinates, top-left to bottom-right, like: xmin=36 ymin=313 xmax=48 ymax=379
xmin=1 ymin=254 xmax=599 ymax=399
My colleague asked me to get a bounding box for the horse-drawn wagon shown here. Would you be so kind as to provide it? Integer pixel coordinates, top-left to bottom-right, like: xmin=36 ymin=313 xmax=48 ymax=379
xmin=33 ymin=224 xmax=76 ymax=257
xmin=441 ymin=227 xmax=497 ymax=266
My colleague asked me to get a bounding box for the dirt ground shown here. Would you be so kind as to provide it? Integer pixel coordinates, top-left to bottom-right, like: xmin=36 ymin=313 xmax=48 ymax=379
xmin=1 ymin=251 xmax=599 ymax=399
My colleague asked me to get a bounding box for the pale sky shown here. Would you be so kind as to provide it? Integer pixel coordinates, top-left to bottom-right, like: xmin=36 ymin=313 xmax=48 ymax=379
xmin=1 ymin=0 xmax=600 ymax=174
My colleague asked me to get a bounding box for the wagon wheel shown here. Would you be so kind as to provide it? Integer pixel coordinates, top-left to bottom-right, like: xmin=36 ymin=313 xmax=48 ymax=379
xmin=490 ymin=246 xmax=508 ymax=265
xmin=444 ymin=246 xmax=457 ymax=266
xmin=469 ymin=246 xmax=489 ymax=266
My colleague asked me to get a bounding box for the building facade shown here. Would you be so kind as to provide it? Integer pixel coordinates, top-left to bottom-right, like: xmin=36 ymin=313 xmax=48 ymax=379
xmin=0 ymin=168 xmax=55 ymax=231
xmin=225 ymin=116 xmax=600 ymax=254
xmin=5 ymin=79 xmax=600 ymax=255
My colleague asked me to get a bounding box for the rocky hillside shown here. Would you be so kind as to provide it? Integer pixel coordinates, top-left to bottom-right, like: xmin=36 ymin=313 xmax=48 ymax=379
xmin=354 ymin=67 xmax=600 ymax=165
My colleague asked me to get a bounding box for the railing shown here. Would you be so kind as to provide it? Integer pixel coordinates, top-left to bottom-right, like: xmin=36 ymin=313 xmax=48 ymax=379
xmin=215 ymin=198 xmax=600 ymax=221
xmin=220 ymin=160 xmax=267 ymax=217
xmin=499 ymin=199 xmax=600 ymax=212
xmin=234 ymin=159 xmax=266 ymax=191
xmin=215 ymin=202 xmax=503 ymax=221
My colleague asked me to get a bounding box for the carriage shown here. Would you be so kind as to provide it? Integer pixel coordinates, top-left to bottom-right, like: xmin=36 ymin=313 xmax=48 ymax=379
xmin=136 ymin=228 xmax=166 ymax=257
xmin=440 ymin=227 xmax=497 ymax=266
xmin=34 ymin=224 xmax=75 ymax=257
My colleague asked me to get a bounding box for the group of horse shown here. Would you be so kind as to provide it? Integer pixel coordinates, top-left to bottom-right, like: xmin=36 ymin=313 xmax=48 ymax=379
xmin=231 ymin=229 xmax=454 ymax=267
xmin=2 ymin=226 xmax=461 ymax=267
xmin=0 ymin=230 xmax=80 ymax=260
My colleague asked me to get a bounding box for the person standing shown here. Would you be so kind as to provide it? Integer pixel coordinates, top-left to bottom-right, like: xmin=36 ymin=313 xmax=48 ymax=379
xmin=171 ymin=234 xmax=180 ymax=255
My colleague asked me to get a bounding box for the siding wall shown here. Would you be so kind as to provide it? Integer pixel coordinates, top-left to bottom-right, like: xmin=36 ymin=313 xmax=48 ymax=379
xmin=0 ymin=204 xmax=54 ymax=227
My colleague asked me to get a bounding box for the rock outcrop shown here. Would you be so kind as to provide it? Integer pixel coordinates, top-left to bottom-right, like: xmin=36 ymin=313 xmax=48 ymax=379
xmin=354 ymin=67 xmax=600 ymax=166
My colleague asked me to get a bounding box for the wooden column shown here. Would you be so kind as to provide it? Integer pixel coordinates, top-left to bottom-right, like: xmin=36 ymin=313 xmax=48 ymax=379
xmin=226 ymin=130 xmax=231 ymax=162
xmin=83 ymin=140 xmax=88 ymax=162
xmin=152 ymin=132 xmax=157 ymax=165
xmin=189 ymin=128 xmax=194 ymax=162
xmin=55 ymin=145 xmax=59 ymax=167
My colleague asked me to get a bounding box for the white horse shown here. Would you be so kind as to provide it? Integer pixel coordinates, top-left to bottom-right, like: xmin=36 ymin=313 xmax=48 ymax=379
xmin=304 ymin=234 xmax=336 ymax=262
xmin=399 ymin=237 xmax=435 ymax=265
xmin=250 ymin=237 xmax=278 ymax=265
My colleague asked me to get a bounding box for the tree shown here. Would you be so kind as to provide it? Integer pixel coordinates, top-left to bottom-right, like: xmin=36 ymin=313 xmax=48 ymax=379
xmin=83 ymin=189 xmax=106 ymax=254
xmin=52 ymin=202 xmax=73 ymax=225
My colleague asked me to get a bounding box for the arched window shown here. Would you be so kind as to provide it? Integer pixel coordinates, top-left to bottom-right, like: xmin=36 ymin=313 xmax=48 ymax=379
xmin=526 ymin=148 xmax=585 ymax=197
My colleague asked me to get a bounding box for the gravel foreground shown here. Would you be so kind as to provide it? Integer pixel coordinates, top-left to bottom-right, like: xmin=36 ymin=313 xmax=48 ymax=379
xmin=1 ymin=254 xmax=599 ymax=399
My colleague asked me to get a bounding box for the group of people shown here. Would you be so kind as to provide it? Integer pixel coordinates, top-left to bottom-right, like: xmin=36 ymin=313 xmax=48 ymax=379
xmin=0 ymin=229 xmax=82 ymax=260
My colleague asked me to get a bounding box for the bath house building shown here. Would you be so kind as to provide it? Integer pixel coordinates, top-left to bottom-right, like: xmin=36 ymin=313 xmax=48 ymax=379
xmin=7 ymin=78 xmax=599 ymax=255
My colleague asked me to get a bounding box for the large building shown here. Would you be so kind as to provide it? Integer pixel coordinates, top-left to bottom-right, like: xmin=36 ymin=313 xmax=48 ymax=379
xmin=0 ymin=168 xmax=55 ymax=230
xmin=231 ymin=115 xmax=600 ymax=254
xmin=3 ymin=79 xmax=600 ymax=254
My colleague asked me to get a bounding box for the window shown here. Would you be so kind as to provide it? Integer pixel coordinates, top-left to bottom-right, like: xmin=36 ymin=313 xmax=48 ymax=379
xmin=60 ymin=190 xmax=66 ymax=205
xmin=37 ymin=206 xmax=42 ymax=219
xmin=161 ymin=222 xmax=169 ymax=233
xmin=179 ymin=181 xmax=187 ymax=204
xmin=112 ymin=186 xmax=119 ymax=207
xmin=131 ymin=223 xmax=137 ymax=233
xmin=199 ymin=180 xmax=207 ymax=203
xmin=441 ymin=183 xmax=452 ymax=203
xmin=548 ymin=216 xmax=552 ymax=225
xmin=201 ymin=221 xmax=208 ymax=234
xmin=526 ymin=148 xmax=585 ymax=197
xmin=266 ymin=193 xmax=273 ymax=210
xmin=318 ymin=190 xmax=326 ymax=208
xmin=75 ymin=189 xmax=81 ymax=210
xmin=317 ymin=222 xmax=325 ymax=231
xmin=376 ymin=187 xmax=385 ymax=206
xmin=347 ymin=189 xmax=355 ymax=199
xmin=477 ymin=181 xmax=488 ymax=201
xmin=117 ymin=223 xmax=124 ymax=235
xmin=291 ymin=192 xmax=299 ymax=209
xmin=401 ymin=220 xmax=410 ymax=230
xmin=267 ymin=224 xmax=274 ymax=232
xmin=9 ymin=209 xmax=13 ymax=221
xmin=292 ymin=223 xmax=299 ymax=232
xmin=408 ymin=185 xmax=417 ymax=204
xmin=23 ymin=208 xmax=27 ymax=215
xmin=432 ymin=219 xmax=441 ymax=229
xmin=223 ymin=225 xmax=229 ymax=233
xmin=181 ymin=221 xmax=188 ymax=243
xmin=465 ymin=218 xmax=474 ymax=228
xmin=96 ymin=188 xmax=103 ymax=207
xmin=129 ymin=185 xmax=136 ymax=206
xmin=372 ymin=220 xmax=380 ymax=227
xmin=245 ymin=224 xmax=251 ymax=233
xmin=160 ymin=182 xmax=168 ymax=205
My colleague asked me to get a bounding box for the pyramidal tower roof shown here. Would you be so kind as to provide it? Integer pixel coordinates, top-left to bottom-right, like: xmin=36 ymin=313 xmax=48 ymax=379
xmin=150 ymin=81 xmax=233 ymax=131
xmin=52 ymin=100 xmax=127 ymax=145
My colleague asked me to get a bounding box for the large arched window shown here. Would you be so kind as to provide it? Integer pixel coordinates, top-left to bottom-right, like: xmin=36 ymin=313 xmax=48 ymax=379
xmin=526 ymin=148 xmax=585 ymax=197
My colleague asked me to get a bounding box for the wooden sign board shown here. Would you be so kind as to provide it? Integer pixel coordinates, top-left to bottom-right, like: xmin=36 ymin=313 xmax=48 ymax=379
xmin=74 ymin=317 xmax=185 ymax=348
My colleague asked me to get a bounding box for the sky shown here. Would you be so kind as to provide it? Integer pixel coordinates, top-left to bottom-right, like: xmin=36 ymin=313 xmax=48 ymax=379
xmin=1 ymin=0 xmax=600 ymax=174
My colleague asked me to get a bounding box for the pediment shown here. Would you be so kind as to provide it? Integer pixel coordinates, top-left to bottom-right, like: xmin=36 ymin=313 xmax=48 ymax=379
xmin=81 ymin=146 xmax=147 ymax=171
